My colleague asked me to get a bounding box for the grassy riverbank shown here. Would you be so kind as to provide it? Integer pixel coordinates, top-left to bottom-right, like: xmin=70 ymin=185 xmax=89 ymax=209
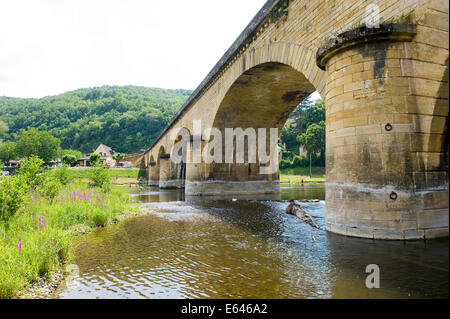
xmin=68 ymin=168 xmax=145 ymax=179
xmin=280 ymin=166 xmax=325 ymax=183
xmin=0 ymin=168 xmax=136 ymax=298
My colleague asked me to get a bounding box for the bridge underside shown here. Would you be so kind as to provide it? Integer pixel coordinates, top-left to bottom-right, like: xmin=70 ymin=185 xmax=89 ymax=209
xmin=145 ymin=0 xmax=449 ymax=240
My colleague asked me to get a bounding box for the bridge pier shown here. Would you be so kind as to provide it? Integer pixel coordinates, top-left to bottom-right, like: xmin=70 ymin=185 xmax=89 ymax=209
xmin=184 ymin=132 xmax=282 ymax=196
xmin=318 ymin=24 xmax=449 ymax=240
xmin=147 ymin=162 xmax=159 ymax=187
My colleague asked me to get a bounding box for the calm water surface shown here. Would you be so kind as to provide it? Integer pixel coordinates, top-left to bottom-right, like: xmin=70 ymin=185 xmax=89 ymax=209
xmin=58 ymin=184 xmax=448 ymax=299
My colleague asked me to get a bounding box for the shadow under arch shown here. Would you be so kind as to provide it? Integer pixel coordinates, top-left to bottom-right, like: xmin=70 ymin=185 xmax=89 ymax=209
xmin=206 ymin=62 xmax=320 ymax=191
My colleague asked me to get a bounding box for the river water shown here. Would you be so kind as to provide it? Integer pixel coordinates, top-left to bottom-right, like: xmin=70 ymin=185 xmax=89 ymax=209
xmin=58 ymin=184 xmax=448 ymax=299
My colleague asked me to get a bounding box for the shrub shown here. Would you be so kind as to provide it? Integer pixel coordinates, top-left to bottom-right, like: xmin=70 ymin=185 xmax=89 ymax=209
xmin=0 ymin=175 xmax=28 ymax=221
xmin=292 ymin=155 xmax=308 ymax=168
xmin=39 ymin=175 xmax=62 ymax=203
xmin=280 ymin=159 xmax=292 ymax=170
xmin=18 ymin=156 xmax=45 ymax=189
xmin=282 ymin=151 xmax=294 ymax=161
xmin=88 ymin=165 xmax=111 ymax=191
xmin=62 ymin=154 xmax=77 ymax=167
xmin=89 ymin=209 xmax=110 ymax=227
xmin=53 ymin=165 xmax=70 ymax=185
xmin=89 ymin=153 xmax=101 ymax=166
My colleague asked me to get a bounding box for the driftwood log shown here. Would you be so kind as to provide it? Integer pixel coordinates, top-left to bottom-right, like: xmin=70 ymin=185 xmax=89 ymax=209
xmin=286 ymin=201 xmax=320 ymax=229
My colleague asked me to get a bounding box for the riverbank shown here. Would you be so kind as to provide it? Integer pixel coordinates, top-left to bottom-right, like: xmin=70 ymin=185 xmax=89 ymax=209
xmin=280 ymin=166 xmax=325 ymax=183
xmin=17 ymin=203 xmax=164 ymax=299
xmin=69 ymin=167 xmax=326 ymax=186
xmin=69 ymin=167 xmax=145 ymax=179
xmin=0 ymin=181 xmax=138 ymax=299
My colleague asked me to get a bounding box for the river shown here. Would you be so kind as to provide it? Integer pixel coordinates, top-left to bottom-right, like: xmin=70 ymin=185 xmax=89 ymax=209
xmin=57 ymin=184 xmax=449 ymax=299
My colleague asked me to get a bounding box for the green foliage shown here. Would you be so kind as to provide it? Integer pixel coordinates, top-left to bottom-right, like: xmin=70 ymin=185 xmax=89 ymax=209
xmin=89 ymin=153 xmax=101 ymax=166
xmin=88 ymin=165 xmax=111 ymax=191
xmin=292 ymin=155 xmax=308 ymax=168
xmin=15 ymin=128 xmax=60 ymax=163
xmin=280 ymin=155 xmax=309 ymax=170
xmin=39 ymin=175 xmax=62 ymax=203
xmin=280 ymin=159 xmax=292 ymax=170
xmin=280 ymin=97 xmax=326 ymax=170
xmin=113 ymin=153 xmax=125 ymax=163
xmin=280 ymin=124 xmax=299 ymax=153
xmin=0 ymin=175 xmax=28 ymax=221
xmin=62 ymin=149 xmax=83 ymax=160
xmin=18 ymin=156 xmax=45 ymax=189
xmin=282 ymin=151 xmax=294 ymax=161
xmin=68 ymin=168 xmax=141 ymax=179
xmin=0 ymin=86 xmax=192 ymax=154
xmin=299 ymin=100 xmax=325 ymax=129
xmin=0 ymin=120 xmax=8 ymax=143
xmin=53 ymin=165 xmax=70 ymax=185
xmin=0 ymin=179 xmax=134 ymax=298
xmin=62 ymin=154 xmax=78 ymax=166
xmin=297 ymin=121 xmax=326 ymax=158
xmin=0 ymin=141 xmax=17 ymax=163
xmin=268 ymin=0 xmax=289 ymax=23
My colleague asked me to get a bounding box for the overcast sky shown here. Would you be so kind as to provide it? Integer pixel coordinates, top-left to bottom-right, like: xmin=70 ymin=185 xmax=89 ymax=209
xmin=0 ymin=0 xmax=320 ymax=100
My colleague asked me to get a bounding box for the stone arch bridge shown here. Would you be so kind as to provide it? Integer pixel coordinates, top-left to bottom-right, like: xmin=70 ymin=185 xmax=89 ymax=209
xmin=143 ymin=0 xmax=449 ymax=240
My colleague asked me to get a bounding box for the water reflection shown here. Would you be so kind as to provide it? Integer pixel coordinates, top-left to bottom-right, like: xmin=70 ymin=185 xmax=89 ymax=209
xmin=58 ymin=185 xmax=448 ymax=299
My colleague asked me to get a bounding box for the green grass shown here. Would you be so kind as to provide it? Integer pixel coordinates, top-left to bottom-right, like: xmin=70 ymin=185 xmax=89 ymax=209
xmin=280 ymin=166 xmax=325 ymax=183
xmin=0 ymin=181 xmax=135 ymax=298
xmin=68 ymin=168 xmax=145 ymax=179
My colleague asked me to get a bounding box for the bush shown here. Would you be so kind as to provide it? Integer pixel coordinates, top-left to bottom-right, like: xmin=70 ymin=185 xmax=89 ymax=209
xmin=280 ymin=159 xmax=292 ymax=170
xmin=18 ymin=156 xmax=45 ymax=189
xmin=89 ymin=209 xmax=110 ymax=227
xmin=53 ymin=165 xmax=70 ymax=185
xmin=39 ymin=175 xmax=62 ymax=203
xmin=0 ymin=175 xmax=28 ymax=221
xmin=292 ymin=155 xmax=309 ymax=168
xmin=89 ymin=153 xmax=101 ymax=166
xmin=282 ymin=151 xmax=294 ymax=161
xmin=62 ymin=154 xmax=77 ymax=167
xmin=88 ymin=165 xmax=111 ymax=191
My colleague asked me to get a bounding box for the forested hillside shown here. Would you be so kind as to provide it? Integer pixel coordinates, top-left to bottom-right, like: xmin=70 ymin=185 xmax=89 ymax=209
xmin=0 ymin=86 xmax=192 ymax=154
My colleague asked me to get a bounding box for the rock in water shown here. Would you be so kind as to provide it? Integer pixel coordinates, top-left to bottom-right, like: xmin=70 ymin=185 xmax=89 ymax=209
xmin=286 ymin=201 xmax=320 ymax=229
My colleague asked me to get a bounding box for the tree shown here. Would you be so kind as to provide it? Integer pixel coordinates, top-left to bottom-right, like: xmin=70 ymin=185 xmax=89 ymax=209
xmin=15 ymin=128 xmax=60 ymax=163
xmin=0 ymin=120 xmax=8 ymax=142
xmin=62 ymin=154 xmax=78 ymax=166
xmin=297 ymin=121 xmax=326 ymax=159
xmin=0 ymin=141 xmax=17 ymax=163
xmin=299 ymin=100 xmax=325 ymax=128
xmin=280 ymin=124 xmax=300 ymax=153
xmin=18 ymin=155 xmax=45 ymax=189
xmin=290 ymin=96 xmax=314 ymax=131
xmin=89 ymin=153 xmax=101 ymax=166
xmin=113 ymin=153 xmax=125 ymax=164
xmin=0 ymin=86 xmax=192 ymax=154
xmin=62 ymin=149 xmax=83 ymax=160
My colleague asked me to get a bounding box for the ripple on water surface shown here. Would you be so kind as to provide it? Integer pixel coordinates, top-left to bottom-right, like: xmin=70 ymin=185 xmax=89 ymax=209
xmin=58 ymin=187 xmax=449 ymax=299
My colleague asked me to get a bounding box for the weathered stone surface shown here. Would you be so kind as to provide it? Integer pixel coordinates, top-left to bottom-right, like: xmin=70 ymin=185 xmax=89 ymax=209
xmin=142 ymin=0 xmax=448 ymax=240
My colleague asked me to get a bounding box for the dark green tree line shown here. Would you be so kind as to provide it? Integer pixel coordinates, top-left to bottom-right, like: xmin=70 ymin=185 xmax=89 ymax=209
xmin=0 ymin=86 xmax=192 ymax=154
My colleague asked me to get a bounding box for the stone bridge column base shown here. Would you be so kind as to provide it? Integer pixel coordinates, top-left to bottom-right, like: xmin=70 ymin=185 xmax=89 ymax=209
xmin=185 ymin=180 xmax=281 ymax=196
xmin=160 ymin=179 xmax=184 ymax=189
xmin=148 ymin=179 xmax=159 ymax=187
xmin=325 ymin=183 xmax=449 ymax=240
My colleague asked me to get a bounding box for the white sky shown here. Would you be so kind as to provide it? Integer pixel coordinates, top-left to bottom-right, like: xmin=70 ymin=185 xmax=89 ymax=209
xmin=0 ymin=0 xmax=320 ymax=100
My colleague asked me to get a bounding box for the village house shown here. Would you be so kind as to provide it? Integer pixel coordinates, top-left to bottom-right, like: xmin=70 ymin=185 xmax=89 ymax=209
xmin=77 ymin=144 xmax=116 ymax=167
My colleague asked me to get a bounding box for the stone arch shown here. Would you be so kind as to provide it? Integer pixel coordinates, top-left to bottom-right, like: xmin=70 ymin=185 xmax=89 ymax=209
xmin=185 ymin=61 xmax=320 ymax=196
xmin=214 ymin=43 xmax=326 ymax=110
